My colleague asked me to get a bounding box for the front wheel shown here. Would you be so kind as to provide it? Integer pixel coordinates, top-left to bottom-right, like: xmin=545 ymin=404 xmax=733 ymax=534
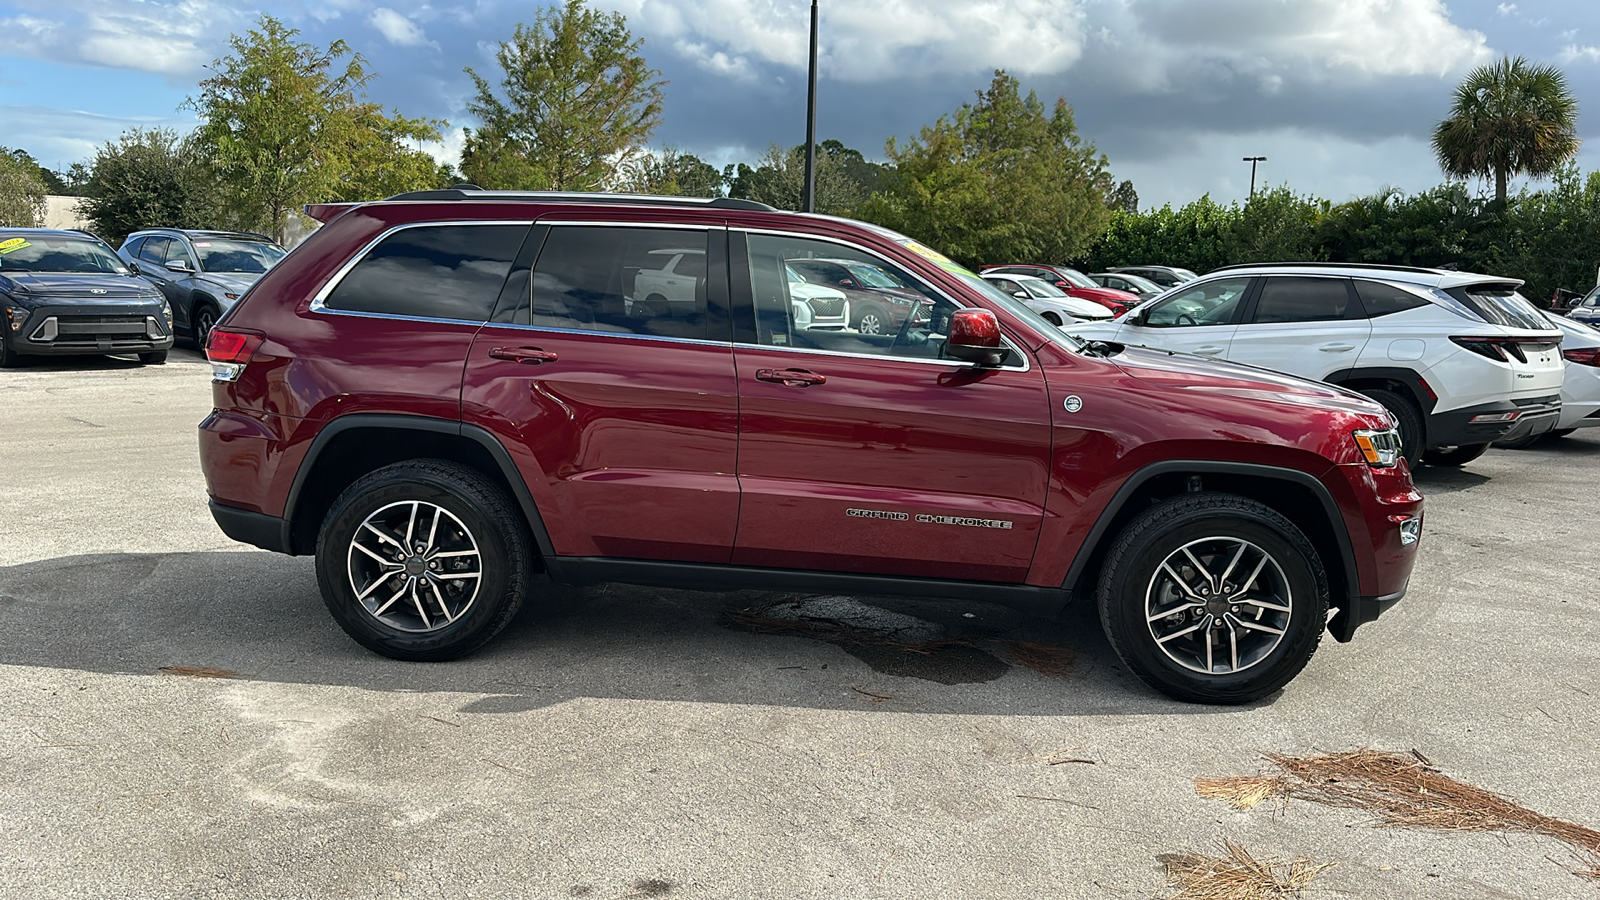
xmin=1097 ymin=493 xmax=1327 ymax=704
xmin=0 ymin=335 xmax=19 ymax=368
xmin=1422 ymin=443 xmax=1489 ymax=467
xmin=854 ymin=303 xmax=891 ymax=335
xmin=193 ymin=303 xmax=219 ymax=350
xmin=1041 ymin=311 xmax=1063 ymax=326
xmin=315 ymin=460 xmax=534 ymax=661
xmin=138 ymin=350 xmax=168 ymax=365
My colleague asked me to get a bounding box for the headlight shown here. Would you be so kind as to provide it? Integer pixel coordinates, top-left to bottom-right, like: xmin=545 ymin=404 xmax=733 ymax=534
xmin=1353 ymin=428 xmax=1402 ymax=468
xmin=4 ymin=306 xmax=28 ymax=331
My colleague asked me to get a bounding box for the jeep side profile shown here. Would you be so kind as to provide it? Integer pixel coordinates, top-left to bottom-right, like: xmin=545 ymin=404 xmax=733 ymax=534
xmin=199 ymin=190 xmax=1422 ymax=704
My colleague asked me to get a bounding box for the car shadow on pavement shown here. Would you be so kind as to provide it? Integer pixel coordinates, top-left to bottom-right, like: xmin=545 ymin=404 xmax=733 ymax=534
xmin=1 ymin=348 xmax=207 ymax=372
xmin=0 ymin=551 xmax=1254 ymax=717
xmin=1410 ymin=465 xmax=1491 ymax=495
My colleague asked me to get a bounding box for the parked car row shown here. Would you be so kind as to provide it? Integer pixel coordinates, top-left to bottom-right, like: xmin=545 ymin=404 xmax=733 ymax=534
xmin=0 ymin=226 xmax=288 ymax=368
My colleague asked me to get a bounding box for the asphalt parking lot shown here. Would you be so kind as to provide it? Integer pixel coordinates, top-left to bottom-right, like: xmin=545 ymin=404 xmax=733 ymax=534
xmin=2 ymin=349 xmax=1598 ymax=899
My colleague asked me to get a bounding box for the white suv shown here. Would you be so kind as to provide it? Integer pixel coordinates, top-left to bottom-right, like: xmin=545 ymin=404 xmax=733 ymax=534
xmin=1066 ymin=264 xmax=1565 ymax=466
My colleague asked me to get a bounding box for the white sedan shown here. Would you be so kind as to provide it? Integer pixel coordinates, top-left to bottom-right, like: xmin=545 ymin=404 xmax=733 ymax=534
xmin=981 ymin=273 xmax=1113 ymax=325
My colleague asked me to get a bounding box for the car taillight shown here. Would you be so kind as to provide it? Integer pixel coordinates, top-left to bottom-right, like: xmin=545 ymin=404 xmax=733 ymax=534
xmin=1449 ymin=336 xmax=1557 ymax=364
xmin=206 ymin=328 xmax=264 ymax=382
xmin=1563 ymin=346 xmax=1600 ymax=367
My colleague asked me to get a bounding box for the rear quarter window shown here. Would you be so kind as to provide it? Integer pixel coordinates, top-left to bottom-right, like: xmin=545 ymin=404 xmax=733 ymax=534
xmin=322 ymin=224 xmax=528 ymax=322
xmin=1447 ymin=285 xmax=1551 ymax=331
xmin=1353 ymin=280 xmax=1430 ymax=317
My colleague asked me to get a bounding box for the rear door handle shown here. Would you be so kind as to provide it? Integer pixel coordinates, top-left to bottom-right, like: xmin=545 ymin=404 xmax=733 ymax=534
xmin=1194 ymin=345 xmax=1225 ymax=356
xmin=755 ymin=367 xmax=826 ymax=387
xmin=1319 ymin=343 xmax=1356 ymax=352
xmin=489 ymin=346 xmax=558 ymax=365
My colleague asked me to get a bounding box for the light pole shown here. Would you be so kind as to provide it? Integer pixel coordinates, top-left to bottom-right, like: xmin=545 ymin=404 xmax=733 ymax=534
xmin=801 ymin=0 xmax=819 ymax=213
xmin=1242 ymin=156 xmax=1266 ymax=199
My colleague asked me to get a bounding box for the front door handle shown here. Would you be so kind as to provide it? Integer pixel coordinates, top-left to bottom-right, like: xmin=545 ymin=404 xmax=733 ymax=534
xmin=489 ymin=346 xmax=558 ymax=365
xmin=1194 ymin=345 xmax=1225 ymax=356
xmin=1319 ymin=343 xmax=1356 ymax=352
xmin=755 ymin=367 xmax=826 ymax=387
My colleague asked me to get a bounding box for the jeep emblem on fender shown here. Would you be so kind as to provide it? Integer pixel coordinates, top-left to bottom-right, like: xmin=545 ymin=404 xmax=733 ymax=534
xmin=1063 ymin=395 xmax=1084 ymax=413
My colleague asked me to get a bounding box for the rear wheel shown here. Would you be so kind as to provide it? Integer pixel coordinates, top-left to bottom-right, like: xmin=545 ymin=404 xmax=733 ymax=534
xmin=1423 ymin=443 xmax=1490 ymax=467
xmin=1357 ymin=389 xmax=1423 ymax=465
xmin=315 ymin=460 xmax=534 ymax=661
xmin=1097 ymin=493 xmax=1327 ymax=705
xmin=193 ymin=302 xmax=219 ymax=350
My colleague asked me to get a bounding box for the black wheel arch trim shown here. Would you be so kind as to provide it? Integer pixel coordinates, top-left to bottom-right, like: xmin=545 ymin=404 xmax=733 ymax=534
xmin=282 ymin=413 xmax=557 ymax=558
xmin=1061 ymin=459 xmax=1362 ymax=621
xmin=1323 ymin=366 xmax=1438 ymax=416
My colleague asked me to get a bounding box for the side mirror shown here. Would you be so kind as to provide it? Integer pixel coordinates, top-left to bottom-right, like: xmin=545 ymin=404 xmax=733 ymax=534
xmin=126 ymin=260 xmax=141 ymax=275
xmin=946 ymin=309 xmax=1010 ymax=366
xmin=165 ymin=260 xmax=193 ymax=273
xmin=1012 ymin=291 xmax=1028 ymax=299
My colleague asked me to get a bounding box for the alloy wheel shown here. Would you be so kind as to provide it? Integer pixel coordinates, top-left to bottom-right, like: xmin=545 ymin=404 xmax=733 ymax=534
xmin=346 ymin=500 xmax=482 ymax=632
xmin=1143 ymin=536 xmax=1292 ymax=675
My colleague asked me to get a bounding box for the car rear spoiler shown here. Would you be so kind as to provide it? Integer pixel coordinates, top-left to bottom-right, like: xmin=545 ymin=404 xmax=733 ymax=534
xmin=304 ymin=203 xmax=360 ymax=224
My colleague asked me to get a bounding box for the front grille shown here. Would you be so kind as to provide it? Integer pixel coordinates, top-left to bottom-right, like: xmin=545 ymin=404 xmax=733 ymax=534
xmin=808 ymin=297 xmax=846 ymax=318
xmin=57 ymin=316 xmax=147 ymax=336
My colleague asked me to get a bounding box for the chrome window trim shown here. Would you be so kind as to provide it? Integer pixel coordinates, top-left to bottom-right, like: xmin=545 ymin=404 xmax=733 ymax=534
xmin=479 ymin=321 xmax=733 ymax=348
xmin=308 ymin=219 xmax=537 ymax=316
xmin=537 ymin=221 xmax=722 ymax=231
xmin=731 ymin=339 xmax=1031 ymax=372
xmin=735 ymin=227 xmax=1030 ymax=370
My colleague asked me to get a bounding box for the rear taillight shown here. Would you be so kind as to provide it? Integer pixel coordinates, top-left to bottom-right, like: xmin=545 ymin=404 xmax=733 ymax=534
xmin=1563 ymin=346 xmax=1600 ymax=367
xmin=1450 ymin=336 xmax=1559 ymax=364
xmin=206 ymin=328 xmax=264 ymax=382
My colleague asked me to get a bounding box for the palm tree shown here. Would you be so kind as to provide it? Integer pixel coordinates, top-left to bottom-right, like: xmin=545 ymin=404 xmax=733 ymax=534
xmin=1432 ymin=56 xmax=1579 ymax=205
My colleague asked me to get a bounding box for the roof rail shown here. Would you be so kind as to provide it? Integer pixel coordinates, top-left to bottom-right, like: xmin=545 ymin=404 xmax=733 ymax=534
xmin=1210 ymin=261 xmax=1456 ymax=276
xmin=381 ymin=188 xmax=778 ymax=212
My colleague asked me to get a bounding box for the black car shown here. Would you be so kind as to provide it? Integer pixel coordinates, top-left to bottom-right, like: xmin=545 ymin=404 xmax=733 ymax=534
xmin=118 ymin=229 xmax=286 ymax=347
xmin=0 ymin=229 xmax=174 ymax=367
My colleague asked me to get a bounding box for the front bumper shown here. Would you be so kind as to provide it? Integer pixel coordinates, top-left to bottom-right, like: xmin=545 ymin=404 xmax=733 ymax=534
xmin=1329 ymin=588 xmax=1407 ymax=642
xmin=4 ymin=305 xmax=173 ymax=356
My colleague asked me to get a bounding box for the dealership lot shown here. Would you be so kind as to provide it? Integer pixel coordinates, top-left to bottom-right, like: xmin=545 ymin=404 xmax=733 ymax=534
xmin=2 ymin=351 xmax=1597 ymax=899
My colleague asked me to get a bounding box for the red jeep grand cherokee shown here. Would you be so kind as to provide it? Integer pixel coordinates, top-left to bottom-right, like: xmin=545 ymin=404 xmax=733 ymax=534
xmin=199 ymin=190 xmax=1422 ymax=704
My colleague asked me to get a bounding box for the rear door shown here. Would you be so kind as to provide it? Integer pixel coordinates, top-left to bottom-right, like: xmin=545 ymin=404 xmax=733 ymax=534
xmin=461 ymin=219 xmax=741 ymax=564
xmin=1227 ymin=275 xmax=1371 ymax=379
xmin=1111 ymin=276 xmax=1253 ymax=358
xmin=728 ymin=230 xmax=1052 ymax=583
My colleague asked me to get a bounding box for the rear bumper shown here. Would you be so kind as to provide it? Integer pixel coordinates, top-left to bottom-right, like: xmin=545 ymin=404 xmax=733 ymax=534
xmin=210 ymin=501 xmax=293 ymax=554
xmin=1427 ymin=395 xmax=1560 ymax=447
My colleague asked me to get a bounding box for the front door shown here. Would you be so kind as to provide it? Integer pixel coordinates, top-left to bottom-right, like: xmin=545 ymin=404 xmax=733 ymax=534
xmin=729 ymin=231 xmax=1052 ymax=583
xmin=1227 ymin=275 xmax=1371 ymax=379
xmin=461 ymin=220 xmax=741 ymax=564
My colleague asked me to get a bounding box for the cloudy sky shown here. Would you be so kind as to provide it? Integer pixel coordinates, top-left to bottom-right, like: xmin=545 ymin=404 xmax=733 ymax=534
xmin=3 ymin=0 xmax=1600 ymax=209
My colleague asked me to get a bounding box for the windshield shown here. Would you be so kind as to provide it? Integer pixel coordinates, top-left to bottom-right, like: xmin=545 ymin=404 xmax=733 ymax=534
xmin=843 ymin=263 xmax=903 ymax=289
xmin=1174 ymin=269 xmax=1199 ymax=280
xmin=0 ymin=234 xmax=130 ymax=274
xmin=1023 ymin=278 xmax=1069 ymax=298
xmin=1119 ymin=274 xmax=1165 ymax=294
xmin=1052 ymin=267 xmax=1096 ymax=289
xmin=1450 ymin=286 xmax=1554 ymax=331
xmin=193 ymin=238 xmax=286 ymax=273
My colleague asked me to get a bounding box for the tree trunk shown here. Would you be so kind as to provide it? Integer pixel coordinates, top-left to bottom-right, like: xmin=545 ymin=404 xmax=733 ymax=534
xmin=1495 ymin=166 xmax=1507 ymax=205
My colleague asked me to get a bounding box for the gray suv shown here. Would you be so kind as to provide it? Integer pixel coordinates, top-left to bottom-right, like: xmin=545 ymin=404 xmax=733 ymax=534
xmin=118 ymin=229 xmax=286 ymax=347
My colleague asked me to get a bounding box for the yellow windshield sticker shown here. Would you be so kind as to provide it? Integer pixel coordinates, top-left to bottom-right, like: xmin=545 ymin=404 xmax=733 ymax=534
xmin=0 ymin=238 xmax=31 ymax=254
xmin=903 ymin=241 xmax=978 ymax=277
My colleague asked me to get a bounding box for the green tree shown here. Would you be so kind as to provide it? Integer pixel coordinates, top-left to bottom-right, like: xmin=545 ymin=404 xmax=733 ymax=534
xmin=725 ymin=142 xmax=866 ymax=214
xmin=462 ymin=0 xmax=665 ymax=190
xmin=616 ymin=147 xmax=725 ymax=197
xmin=77 ymin=128 xmax=214 ymax=246
xmin=855 ymin=71 xmax=1114 ymax=268
xmin=0 ymin=148 xmax=48 ymax=227
xmin=188 ymin=16 xmax=445 ymax=241
xmin=1432 ymin=55 xmax=1580 ymax=205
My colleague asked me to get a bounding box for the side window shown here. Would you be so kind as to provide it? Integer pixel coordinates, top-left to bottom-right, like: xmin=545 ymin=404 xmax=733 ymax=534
xmin=993 ymin=278 xmax=1022 ymax=295
xmin=530 ymin=226 xmax=711 ymax=340
xmin=1141 ymin=277 xmax=1252 ymax=327
xmin=163 ymin=238 xmax=196 ymax=269
xmin=122 ymin=237 xmax=146 ymax=259
xmin=137 ymin=237 xmax=170 ymax=265
xmin=1353 ymin=280 xmax=1431 ymax=317
xmin=323 ymin=224 xmax=526 ymax=322
xmin=744 ymin=233 xmax=957 ymax=361
xmin=1251 ymin=277 xmax=1354 ymax=324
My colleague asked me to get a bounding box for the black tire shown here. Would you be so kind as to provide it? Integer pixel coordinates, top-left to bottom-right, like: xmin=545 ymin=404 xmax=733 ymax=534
xmin=854 ymin=303 xmax=891 ymax=335
xmin=192 ymin=302 xmax=220 ymax=350
xmin=138 ymin=350 xmax=168 ymax=365
xmin=0 ymin=334 xmax=19 ymax=369
xmin=1041 ymin=311 xmax=1063 ymax=326
xmin=1097 ymin=492 xmax=1328 ymax=705
xmin=1357 ymin=389 xmax=1423 ymax=466
xmin=315 ymin=459 xmax=534 ymax=661
xmin=1422 ymin=443 xmax=1489 ymax=467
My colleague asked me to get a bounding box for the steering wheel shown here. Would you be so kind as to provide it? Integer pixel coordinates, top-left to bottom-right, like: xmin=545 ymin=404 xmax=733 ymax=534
xmin=889 ymin=300 xmax=932 ymax=355
xmin=1175 ymin=313 xmax=1198 ymax=327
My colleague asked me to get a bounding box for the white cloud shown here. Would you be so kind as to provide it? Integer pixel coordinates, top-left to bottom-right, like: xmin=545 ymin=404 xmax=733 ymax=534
xmin=602 ymin=0 xmax=1089 ymax=81
xmin=1560 ymin=44 xmax=1600 ymax=64
xmin=0 ymin=0 xmax=243 ymax=77
xmin=1497 ymin=3 xmax=1517 ymax=16
xmin=419 ymin=126 xmax=466 ymax=169
xmin=369 ymin=7 xmax=430 ymax=47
